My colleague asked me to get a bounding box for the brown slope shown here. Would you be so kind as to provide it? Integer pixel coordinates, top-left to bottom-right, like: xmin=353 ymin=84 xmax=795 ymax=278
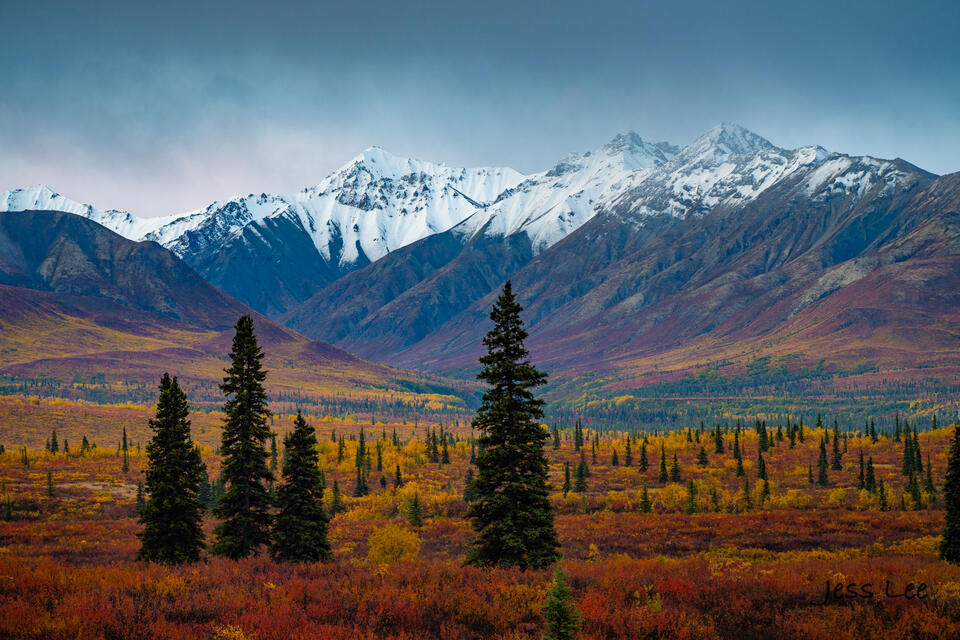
xmin=391 ymin=161 xmax=946 ymax=374
xmin=0 ymin=211 xmax=473 ymax=409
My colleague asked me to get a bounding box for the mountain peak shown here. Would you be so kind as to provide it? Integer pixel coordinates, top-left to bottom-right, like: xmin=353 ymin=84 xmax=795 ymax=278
xmin=600 ymin=131 xmax=678 ymax=169
xmin=685 ymin=123 xmax=775 ymax=158
xmin=603 ymin=131 xmax=647 ymax=152
xmin=0 ymin=183 xmax=93 ymax=216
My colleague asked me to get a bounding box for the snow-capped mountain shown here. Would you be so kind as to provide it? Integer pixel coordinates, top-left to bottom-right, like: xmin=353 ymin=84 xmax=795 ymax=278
xmin=0 ymin=151 xmax=525 ymax=315
xmin=0 ymin=185 xmax=172 ymax=239
xmin=0 ymin=124 xmax=934 ymax=324
xmin=281 ymin=124 xmax=941 ymax=370
xmin=143 ymin=147 xmax=524 ymax=266
xmin=455 ymin=132 xmax=678 ymax=253
xmin=606 ymin=123 xmax=905 ymax=220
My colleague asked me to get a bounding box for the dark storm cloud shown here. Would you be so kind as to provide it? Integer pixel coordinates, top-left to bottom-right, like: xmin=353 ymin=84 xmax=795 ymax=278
xmin=1 ymin=0 xmax=957 ymax=216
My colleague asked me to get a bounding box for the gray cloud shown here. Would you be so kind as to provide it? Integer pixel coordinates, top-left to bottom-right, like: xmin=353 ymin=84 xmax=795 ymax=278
xmin=1 ymin=0 xmax=957 ymax=216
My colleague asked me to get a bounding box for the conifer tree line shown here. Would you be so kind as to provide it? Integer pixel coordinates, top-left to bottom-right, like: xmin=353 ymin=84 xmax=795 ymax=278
xmin=138 ymin=315 xmax=332 ymax=564
xmin=131 ymin=304 xmax=958 ymax=579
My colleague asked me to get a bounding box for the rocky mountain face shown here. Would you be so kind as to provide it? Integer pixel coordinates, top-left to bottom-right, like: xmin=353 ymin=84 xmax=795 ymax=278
xmin=284 ymin=125 xmax=957 ymax=389
xmin=0 ymin=209 xmax=472 ymax=407
xmin=0 ymin=209 xmax=249 ymax=329
xmin=1 ymin=150 xmax=524 ymax=317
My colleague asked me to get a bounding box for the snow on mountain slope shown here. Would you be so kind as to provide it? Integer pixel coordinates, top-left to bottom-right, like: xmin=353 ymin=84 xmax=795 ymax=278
xmin=0 ymin=185 xmax=173 ymax=239
xmin=603 ymin=123 xmax=926 ymax=226
xmin=0 ymin=150 xmax=525 ymax=270
xmin=0 ymin=124 xmax=930 ymax=314
xmin=454 ymin=132 xmax=679 ymax=253
xmin=132 ymin=147 xmax=526 ymax=267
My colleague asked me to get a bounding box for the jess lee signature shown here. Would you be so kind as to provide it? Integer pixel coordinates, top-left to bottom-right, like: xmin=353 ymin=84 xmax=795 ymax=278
xmin=815 ymin=579 xmax=930 ymax=605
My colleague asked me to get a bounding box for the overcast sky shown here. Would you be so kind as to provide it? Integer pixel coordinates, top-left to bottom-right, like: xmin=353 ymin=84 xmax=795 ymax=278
xmin=1 ymin=0 xmax=957 ymax=217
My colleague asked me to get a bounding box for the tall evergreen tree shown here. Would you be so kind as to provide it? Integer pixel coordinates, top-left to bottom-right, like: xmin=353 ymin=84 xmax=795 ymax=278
xmin=658 ymin=443 xmax=669 ymax=483
xmin=466 ymin=282 xmax=559 ymax=569
xmin=903 ymin=433 xmax=915 ymax=475
xmin=271 ymin=411 xmax=331 ymax=563
xmin=639 ymin=485 xmax=652 ymax=513
xmin=697 ymin=447 xmax=708 ymax=467
xmin=394 ymin=463 xmax=403 ymax=489
xmin=137 ymin=373 xmax=206 ymax=564
xmin=857 ymin=450 xmax=865 ymax=490
xmin=542 ymin=567 xmax=582 ymax=640
xmin=924 ymin=454 xmax=936 ymax=495
xmin=878 ymin=478 xmax=888 ymax=511
xmin=639 ymin=440 xmax=648 ymax=472
xmin=865 ymin=457 xmax=876 ymax=493
xmin=212 ymin=315 xmax=274 ymax=559
xmin=907 ymin=472 xmax=923 ymax=509
xmin=121 ymin=426 xmax=129 ymax=473
xmin=408 ymin=492 xmax=424 ymax=528
xmin=464 ymin=468 xmax=477 ymax=503
xmin=941 ymin=425 xmax=960 ymax=563
xmin=669 ymin=452 xmax=682 ymax=482
xmin=574 ymin=452 xmax=589 ymax=492
xmin=830 ymin=433 xmax=843 ymax=471
xmin=817 ymin=438 xmax=829 ymax=486
xmin=329 ymin=479 xmax=345 ymax=515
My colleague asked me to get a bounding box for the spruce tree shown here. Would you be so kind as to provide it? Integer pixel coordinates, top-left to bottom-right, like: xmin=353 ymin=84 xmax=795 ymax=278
xmin=542 ymin=567 xmax=582 ymax=640
xmin=942 ymin=425 xmax=960 ymax=563
xmin=562 ymin=462 xmax=572 ymax=497
xmin=669 ymin=452 xmax=682 ymax=482
xmin=697 ymin=447 xmax=708 ymax=467
xmin=817 ymin=438 xmax=829 ymax=486
xmin=639 ymin=486 xmax=651 ymax=513
xmin=658 ymin=444 xmax=669 ymax=483
xmin=121 ymin=426 xmax=129 ymax=473
xmin=830 ymin=434 xmax=842 ymax=471
xmin=136 ymin=480 xmax=146 ymax=513
xmin=857 ymin=450 xmax=865 ymax=490
xmin=684 ymin=480 xmax=698 ymax=514
xmin=212 ymin=315 xmax=273 ymax=559
xmin=329 ymin=480 xmax=345 ymax=515
xmin=466 ymin=281 xmax=559 ymax=570
xmin=464 ymin=468 xmax=477 ymax=503
xmin=907 ymin=472 xmax=922 ymax=509
xmin=924 ymin=455 xmax=936 ymax=495
xmin=574 ymin=452 xmax=589 ymax=493
xmin=394 ymin=464 xmax=403 ymax=489
xmin=408 ymin=492 xmax=424 ymax=528
xmin=137 ymin=373 xmax=206 ymax=564
xmin=271 ymin=411 xmax=332 ymax=563
xmin=639 ymin=441 xmax=648 ymax=472
xmin=903 ymin=434 xmax=915 ymax=475
xmin=878 ymin=478 xmax=888 ymax=511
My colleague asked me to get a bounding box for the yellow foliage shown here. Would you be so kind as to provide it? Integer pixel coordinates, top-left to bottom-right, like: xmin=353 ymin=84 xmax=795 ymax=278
xmin=213 ymin=625 xmax=255 ymax=640
xmin=826 ymin=488 xmax=847 ymax=506
xmin=857 ymin=489 xmax=878 ymax=510
xmin=365 ymin=523 xmax=421 ymax=566
xmin=658 ymin=483 xmax=687 ymax=511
